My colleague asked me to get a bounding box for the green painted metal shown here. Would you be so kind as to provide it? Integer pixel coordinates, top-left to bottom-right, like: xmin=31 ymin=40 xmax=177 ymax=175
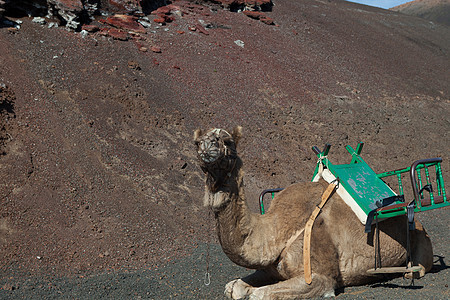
xmin=264 ymin=143 xmax=448 ymax=221
xmin=312 ymin=143 xmax=448 ymax=220
xmin=260 ymin=192 xmax=276 ymax=215
xmin=397 ymin=173 xmax=404 ymax=195
xmin=377 ymin=160 xmax=448 ymax=212
xmin=313 ymin=143 xmax=402 ymax=217
xmin=437 ymin=163 xmax=446 ymax=201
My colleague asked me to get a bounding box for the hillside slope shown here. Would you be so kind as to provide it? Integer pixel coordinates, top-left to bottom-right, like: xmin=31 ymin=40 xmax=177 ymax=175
xmin=0 ymin=0 xmax=449 ymax=296
xmin=391 ymin=0 xmax=450 ymax=26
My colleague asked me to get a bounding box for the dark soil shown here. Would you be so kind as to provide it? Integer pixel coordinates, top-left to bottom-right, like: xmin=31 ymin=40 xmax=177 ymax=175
xmin=0 ymin=0 xmax=449 ymax=298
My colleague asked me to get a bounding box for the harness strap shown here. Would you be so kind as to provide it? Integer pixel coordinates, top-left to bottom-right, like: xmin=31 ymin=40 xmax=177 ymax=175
xmin=304 ymin=182 xmax=337 ymax=285
xmin=364 ymin=195 xmax=405 ymax=233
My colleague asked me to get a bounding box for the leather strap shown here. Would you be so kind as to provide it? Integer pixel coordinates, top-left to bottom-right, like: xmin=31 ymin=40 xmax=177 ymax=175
xmin=304 ymin=182 xmax=337 ymax=284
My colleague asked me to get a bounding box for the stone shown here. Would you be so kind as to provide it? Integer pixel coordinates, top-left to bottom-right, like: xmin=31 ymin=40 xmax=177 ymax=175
xmin=48 ymin=0 xmax=85 ymax=30
xmin=243 ymin=10 xmax=274 ymax=25
xmin=234 ymin=40 xmax=245 ymax=47
xmin=99 ymin=28 xmax=128 ymax=41
xmin=195 ymin=24 xmax=209 ymax=35
xmin=32 ymin=17 xmax=47 ymax=25
xmin=138 ymin=19 xmax=152 ymax=28
xmin=243 ymin=11 xmax=265 ymax=20
xmin=80 ymin=29 xmax=88 ymax=38
xmin=127 ymin=60 xmax=141 ymax=70
xmin=260 ymin=16 xmax=274 ymax=25
xmin=161 ymin=14 xmax=175 ymax=23
xmin=81 ymin=24 xmax=99 ymax=32
xmin=150 ymin=46 xmax=162 ymax=53
xmin=151 ymin=4 xmax=182 ymax=16
xmin=153 ymin=17 xmax=165 ymax=24
xmin=100 ymin=14 xmax=146 ymax=33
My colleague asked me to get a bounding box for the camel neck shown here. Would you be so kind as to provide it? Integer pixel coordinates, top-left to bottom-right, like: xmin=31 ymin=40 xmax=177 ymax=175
xmin=214 ymin=178 xmax=257 ymax=267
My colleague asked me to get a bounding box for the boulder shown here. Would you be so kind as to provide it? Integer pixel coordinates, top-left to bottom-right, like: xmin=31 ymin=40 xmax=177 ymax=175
xmin=48 ymin=0 xmax=92 ymax=30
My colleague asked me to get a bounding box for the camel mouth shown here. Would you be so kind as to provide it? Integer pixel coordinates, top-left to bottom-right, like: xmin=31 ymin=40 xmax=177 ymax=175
xmin=198 ymin=138 xmax=222 ymax=163
xmin=195 ymin=128 xmax=236 ymax=167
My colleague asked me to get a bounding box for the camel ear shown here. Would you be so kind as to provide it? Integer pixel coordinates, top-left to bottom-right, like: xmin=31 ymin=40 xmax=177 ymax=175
xmin=194 ymin=129 xmax=203 ymax=142
xmin=231 ymin=126 xmax=242 ymax=145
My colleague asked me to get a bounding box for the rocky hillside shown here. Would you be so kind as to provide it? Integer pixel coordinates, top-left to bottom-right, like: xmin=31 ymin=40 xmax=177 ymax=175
xmin=0 ymin=0 xmax=449 ymax=285
xmin=391 ymin=0 xmax=450 ymax=26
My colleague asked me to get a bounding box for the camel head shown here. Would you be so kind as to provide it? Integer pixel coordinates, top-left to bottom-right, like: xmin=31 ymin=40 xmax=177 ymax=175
xmin=194 ymin=126 xmax=242 ymax=193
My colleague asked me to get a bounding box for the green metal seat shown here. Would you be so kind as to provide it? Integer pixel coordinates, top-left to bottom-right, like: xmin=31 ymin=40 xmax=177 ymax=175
xmin=259 ymin=142 xmax=448 ymax=222
xmin=311 ymin=143 xmax=448 ymax=221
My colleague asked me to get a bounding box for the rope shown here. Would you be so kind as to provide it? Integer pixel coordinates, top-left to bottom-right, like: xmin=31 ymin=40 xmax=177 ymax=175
xmin=316 ymin=156 xmax=329 ymax=177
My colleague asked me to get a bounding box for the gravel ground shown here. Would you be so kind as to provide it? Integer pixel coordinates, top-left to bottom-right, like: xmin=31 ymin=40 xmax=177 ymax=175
xmin=1 ymin=208 xmax=448 ymax=299
xmin=0 ymin=0 xmax=448 ymax=299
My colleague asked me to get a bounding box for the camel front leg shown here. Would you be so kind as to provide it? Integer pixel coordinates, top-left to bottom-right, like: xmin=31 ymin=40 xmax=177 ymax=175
xmin=225 ymin=270 xmax=278 ymax=299
xmin=248 ymin=274 xmax=336 ymax=300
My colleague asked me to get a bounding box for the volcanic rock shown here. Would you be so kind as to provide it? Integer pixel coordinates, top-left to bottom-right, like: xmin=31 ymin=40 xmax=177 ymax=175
xmin=99 ymin=27 xmax=128 ymax=40
xmin=81 ymin=24 xmax=100 ymax=32
xmin=243 ymin=10 xmax=264 ymax=19
xmin=100 ymin=14 xmax=146 ymax=33
xmin=213 ymin=0 xmax=273 ymax=11
xmin=150 ymin=46 xmax=162 ymax=53
xmin=195 ymin=23 xmax=209 ymax=35
xmin=48 ymin=0 xmax=85 ymax=30
xmin=243 ymin=10 xmax=274 ymax=24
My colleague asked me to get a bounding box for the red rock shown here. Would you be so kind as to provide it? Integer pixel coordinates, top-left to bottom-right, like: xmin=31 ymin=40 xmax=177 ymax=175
xmin=100 ymin=28 xmax=128 ymax=41
xmin=152 ymin=6 xmax=171 ymax=15
xmin=81 ymin=24 xmax=100 ymax=32
xmin=195 ymin=24 xmax=209 ymax=35
xmin=260 ymin=16 xmax=275 ymax=25
xmin=162 ymin=15 xmax=175 ymax=23
xmin=153 ymin=17 xmax=166 ymax=24
xmin=101 ymin=14 xmax=146 ymax=33
xmin=151 ymin=4 xmax=182 ymax=15
xmin=151 ymin=46 xmax=162 ymax=53
xmin=243 ymin=11 xmax=265 ymax=20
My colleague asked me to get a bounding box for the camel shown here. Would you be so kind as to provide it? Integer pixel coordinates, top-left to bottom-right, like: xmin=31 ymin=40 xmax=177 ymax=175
xmin=194 ymin=127 xmax=433 ymax=299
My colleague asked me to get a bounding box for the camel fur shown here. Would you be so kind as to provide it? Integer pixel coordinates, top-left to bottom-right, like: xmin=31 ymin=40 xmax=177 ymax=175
xmin=194 ymin=127 xmax=433 ymax=299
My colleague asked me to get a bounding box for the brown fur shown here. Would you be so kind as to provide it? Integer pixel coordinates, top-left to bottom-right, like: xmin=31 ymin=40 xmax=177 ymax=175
xmin=195 ymin=127 xmax=433 ymax=299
